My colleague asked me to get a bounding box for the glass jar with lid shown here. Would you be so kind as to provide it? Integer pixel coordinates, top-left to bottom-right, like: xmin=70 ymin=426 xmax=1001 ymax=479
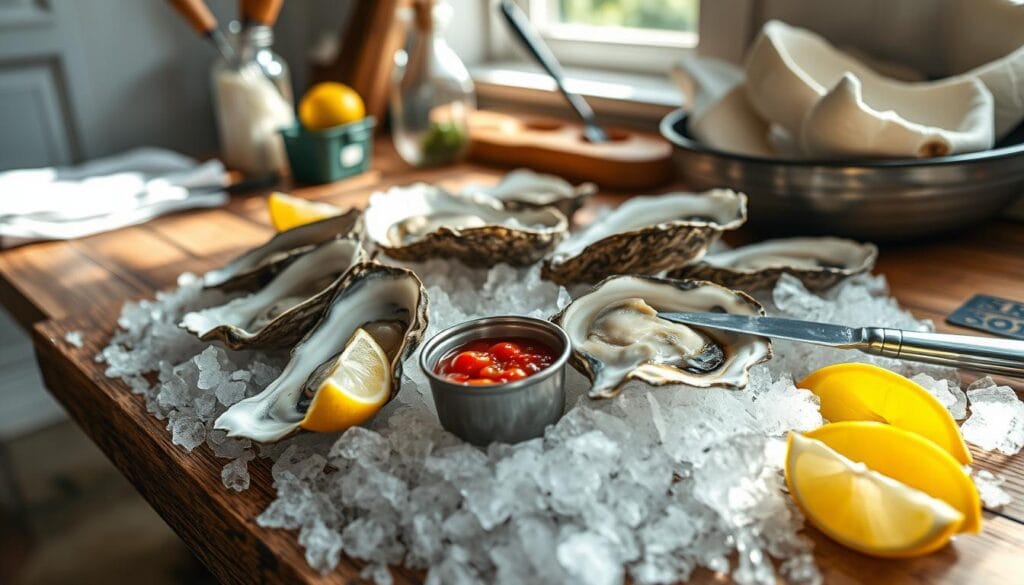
xmin=211 ymin=23 xmax=295 ymax=176
xmin=390 ymin=0 xmax=476 ymax=167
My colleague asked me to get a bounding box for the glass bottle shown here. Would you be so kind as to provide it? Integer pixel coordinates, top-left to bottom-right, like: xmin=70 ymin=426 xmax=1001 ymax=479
xmin=391 ymin=0 xmax=476 ymax=167
xmin=211 ymin=23 xmax=295 ymax=176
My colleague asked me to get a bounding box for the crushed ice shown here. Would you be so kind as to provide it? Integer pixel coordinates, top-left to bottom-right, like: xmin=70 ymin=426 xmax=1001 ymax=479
xmin=910 ymin=373 xmax=968 ymax=421
xmin=64 ymin=330 xmax=84 ymax=348
xmin=971 ymin=469 xmax=1012 ymax=509
xmin=960 ymin=377 xmax=1024 ymax=455
xmin=97 ymin=264 xmax=1022 ymax=584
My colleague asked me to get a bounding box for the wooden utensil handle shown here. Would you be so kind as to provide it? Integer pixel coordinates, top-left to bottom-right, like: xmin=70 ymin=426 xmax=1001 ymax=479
xmin=240 ymin=0 xmax=284 ymax=25
xmin=167 ymin=0 xmax=218 ymax=35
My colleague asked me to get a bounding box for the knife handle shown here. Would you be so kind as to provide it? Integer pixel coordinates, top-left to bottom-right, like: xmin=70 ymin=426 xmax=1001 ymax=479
xmin=860 ymin=327 xmax=1024 ymax=377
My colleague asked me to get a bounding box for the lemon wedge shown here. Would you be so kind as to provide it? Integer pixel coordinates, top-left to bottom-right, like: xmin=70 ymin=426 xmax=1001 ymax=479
xmin=267 ymin=192 xmax=343 ymax=232
xmin=300 ymin=328 xmax=391 ymax=433
xmin=786 ymin=431 xmax=964 ymax=557
xmin=799 ymin=363 xmax=972 ymax=464
xmin=804 ymin=421 xmax=981 ymax=533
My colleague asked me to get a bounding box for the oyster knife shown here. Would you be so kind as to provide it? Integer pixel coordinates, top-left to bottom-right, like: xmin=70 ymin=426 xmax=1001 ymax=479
xmin=658 ymin=312 xmax=1024 ymax=378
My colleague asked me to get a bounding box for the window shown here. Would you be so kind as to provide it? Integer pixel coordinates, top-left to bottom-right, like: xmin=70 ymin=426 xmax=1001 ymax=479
xmin=556 ymin=0 xmax=699 ymax=32
xmin=535 ymin=0 xmax=699 ymax=48
xmin=486 ymin=0 xmax=752 ymax=75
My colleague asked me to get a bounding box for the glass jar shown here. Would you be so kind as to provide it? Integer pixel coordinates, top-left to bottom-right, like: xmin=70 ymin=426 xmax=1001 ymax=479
xmin=211 ymin=24 xmax=295 ymax=176
xmin=390 ymin=0 xmax=475 ymax=167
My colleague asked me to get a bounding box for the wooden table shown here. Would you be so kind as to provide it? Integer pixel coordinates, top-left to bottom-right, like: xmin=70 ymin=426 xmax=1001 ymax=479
xmin=2 ymin=143 xmax=1023 ymax=584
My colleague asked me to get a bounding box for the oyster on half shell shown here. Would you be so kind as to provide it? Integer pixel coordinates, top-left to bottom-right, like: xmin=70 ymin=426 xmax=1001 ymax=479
xmin=179 ymin=238 xmax=367 ymax=350
xmin=541 ymin=189 xmax=747 ymax=285
xmin=464 ymin=169 xmax=597 ymax=221
xmin=203 ymin=210 xmax=362 ymax=292
xmin=214 ymin=263 xmax=428 ymax=442
xmin=364 ymin=184 xmax=568 ymax=267
xmin=670 ymin=237 xmax=878 ymax=292
xmin=553 ymin=275 xmax=772 ymax=398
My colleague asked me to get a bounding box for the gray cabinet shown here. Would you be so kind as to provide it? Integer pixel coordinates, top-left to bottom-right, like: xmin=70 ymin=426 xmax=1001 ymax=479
xmin=0 ymin=0 xmax=82 ymax=170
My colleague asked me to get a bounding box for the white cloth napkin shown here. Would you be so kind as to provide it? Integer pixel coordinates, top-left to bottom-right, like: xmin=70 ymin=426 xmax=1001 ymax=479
xmin=0 ymin=148 xmax=228 ymax=246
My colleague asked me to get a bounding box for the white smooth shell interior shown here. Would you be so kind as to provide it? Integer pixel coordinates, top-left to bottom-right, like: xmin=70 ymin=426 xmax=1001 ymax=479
xmin=689 ymin=85 xmax=775 ymax=157
xmin=956 ymin=43 xmax=1024 ymax=139
xmin=553 ymin=190 xmax=745 ymax=260
xmin=744 ymin=20 xmax=1001 ymax=158
xmin=364 ymin=184 xmax=565 ymax=247
xmin=202 ymin=213 xmax=356 ymax=288
xmin=799 ymin=73 xmax=993 ymax=158
xmin=703 ymin=237 xmax=876 ymax=272
xmin=560 ymin=276 xmax=771 ymax=396
xmin=181 ymin=239 xmax=363 ymax=339
xmin=745 ymin=20 xmax=882 ymax=137
xmin=214 ymin=269 xmax=422 ymax=442
xmin=577 ymin=298 xmax=716 ymax=387
xmin=464 ymin=168 xmax=578 ymax=206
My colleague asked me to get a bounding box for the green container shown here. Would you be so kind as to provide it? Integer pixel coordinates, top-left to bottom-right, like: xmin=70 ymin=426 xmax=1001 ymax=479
xmin=280 ymin=117 xmax=376 ymax=184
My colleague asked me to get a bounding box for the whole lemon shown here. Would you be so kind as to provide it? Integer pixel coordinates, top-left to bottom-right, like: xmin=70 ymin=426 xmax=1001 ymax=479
xmin=299 ymin=82 xmax=366 ymax=131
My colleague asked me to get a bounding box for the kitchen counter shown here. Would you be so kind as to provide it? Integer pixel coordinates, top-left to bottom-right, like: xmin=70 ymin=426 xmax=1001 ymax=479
xmin=2 ymin=142 xmax=1022 ymax=584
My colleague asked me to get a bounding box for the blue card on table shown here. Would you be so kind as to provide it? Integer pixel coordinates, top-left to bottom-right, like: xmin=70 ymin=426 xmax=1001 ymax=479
xmin=946 ymin=294 xmax=1024 ymax=340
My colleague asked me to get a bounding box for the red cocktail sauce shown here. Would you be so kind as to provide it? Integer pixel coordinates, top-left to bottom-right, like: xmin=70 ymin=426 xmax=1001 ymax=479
xmin=434 ymin=337 xmax=556 ymax=386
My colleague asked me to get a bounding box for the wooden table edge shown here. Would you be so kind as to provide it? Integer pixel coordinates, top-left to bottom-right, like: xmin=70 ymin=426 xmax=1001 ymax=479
xmin=30 ymin=317 xmax=387 ymax=585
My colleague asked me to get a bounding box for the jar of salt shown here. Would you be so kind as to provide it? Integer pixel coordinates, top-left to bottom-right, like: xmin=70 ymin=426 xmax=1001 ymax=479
xmin=211 ymin=23 xmax=295 ymax=176
xmin=390 ymin=0 xmax=476 ymax=167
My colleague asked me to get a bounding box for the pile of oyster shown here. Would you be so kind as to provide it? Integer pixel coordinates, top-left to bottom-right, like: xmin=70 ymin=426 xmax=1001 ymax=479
xmin=178 ymin=169 xmax=876 ymax=442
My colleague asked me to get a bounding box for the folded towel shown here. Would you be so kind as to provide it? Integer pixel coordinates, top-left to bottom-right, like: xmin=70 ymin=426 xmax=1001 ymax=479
xmin=0 ymin=148 xmax=228 ymax=246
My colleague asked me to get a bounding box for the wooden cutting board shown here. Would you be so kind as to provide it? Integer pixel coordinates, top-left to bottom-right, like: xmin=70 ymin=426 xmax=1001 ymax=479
xmin=468 ymin=110 xmax=674 ymax=191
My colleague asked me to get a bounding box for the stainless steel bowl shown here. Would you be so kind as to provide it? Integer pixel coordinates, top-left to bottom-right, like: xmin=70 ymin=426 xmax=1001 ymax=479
xmin=419 ymin=316 xmax=571 ymax=446
xmin=660 ymin=109 xmax=1024 ymax=240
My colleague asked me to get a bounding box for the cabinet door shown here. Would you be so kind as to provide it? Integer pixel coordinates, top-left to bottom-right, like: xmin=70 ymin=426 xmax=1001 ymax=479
xmin=0 ymin=0 xmax=85 ymax=170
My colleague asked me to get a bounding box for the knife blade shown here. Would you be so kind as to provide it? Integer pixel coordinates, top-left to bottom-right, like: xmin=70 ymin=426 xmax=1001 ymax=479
xmin=659 ymin=312 xmax=862 ymax=348
xmin=658 ymin=311 xmax=1024 ymax=377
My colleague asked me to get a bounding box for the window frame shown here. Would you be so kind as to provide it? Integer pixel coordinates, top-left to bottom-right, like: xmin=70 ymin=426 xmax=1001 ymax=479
xmin=485 ymin=0 xmax=758 ymax=75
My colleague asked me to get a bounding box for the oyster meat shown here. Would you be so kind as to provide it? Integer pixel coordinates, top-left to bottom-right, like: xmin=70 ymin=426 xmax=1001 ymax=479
xmin=541 ymin=189 xmax=747 ymax=285
xmin=463 ymin=169 xmax=597 ymax=221
xmin=180 ymin=238 xmax=367 ymax=350
xmin=670 ymin=237 xmax=877 ymax=291
xmin=554 ymin=275 xmax=772 ymax=398
xmin=364 ymin=184 xmax=567 ymax=267
xmin=203 ymin=210 xmax=362 ymax=292
xmin=214 ymin=263 xmax=428 ymax=442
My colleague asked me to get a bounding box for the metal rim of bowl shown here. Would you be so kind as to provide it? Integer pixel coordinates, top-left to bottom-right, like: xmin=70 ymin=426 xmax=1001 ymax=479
xmin=659 ymin=108 xmax=1024 ymax=169
xmin=419 ymin=315 xmax=572 ymax=397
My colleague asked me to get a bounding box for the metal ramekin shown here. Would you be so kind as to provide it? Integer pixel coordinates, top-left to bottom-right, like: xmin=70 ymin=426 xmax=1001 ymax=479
xmin=419 ymin=316 xmax=571 ymax=446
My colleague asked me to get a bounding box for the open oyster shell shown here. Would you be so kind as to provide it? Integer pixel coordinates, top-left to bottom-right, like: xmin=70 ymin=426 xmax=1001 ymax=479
xmin=364 ymin=184 xmax=568 ymax=267
xmin=203 ymin=210 xmax=362 ymax=292
xmin=744 ymin=20 xmax=995 ymax=158
xmin=670 ymin=237 xmax=878 ymax=292
xmin=464 ymin=169 xmax=597 ymax=221
xmin=214 ymin=262 xmax=428 ymax=442
xmin=553 ymin=275 xmax=772 ymax=399
xmin=541 ymin=189 xmax=747 ymax=285
xmin=179 ymin=238 xmax=367 ymax=350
